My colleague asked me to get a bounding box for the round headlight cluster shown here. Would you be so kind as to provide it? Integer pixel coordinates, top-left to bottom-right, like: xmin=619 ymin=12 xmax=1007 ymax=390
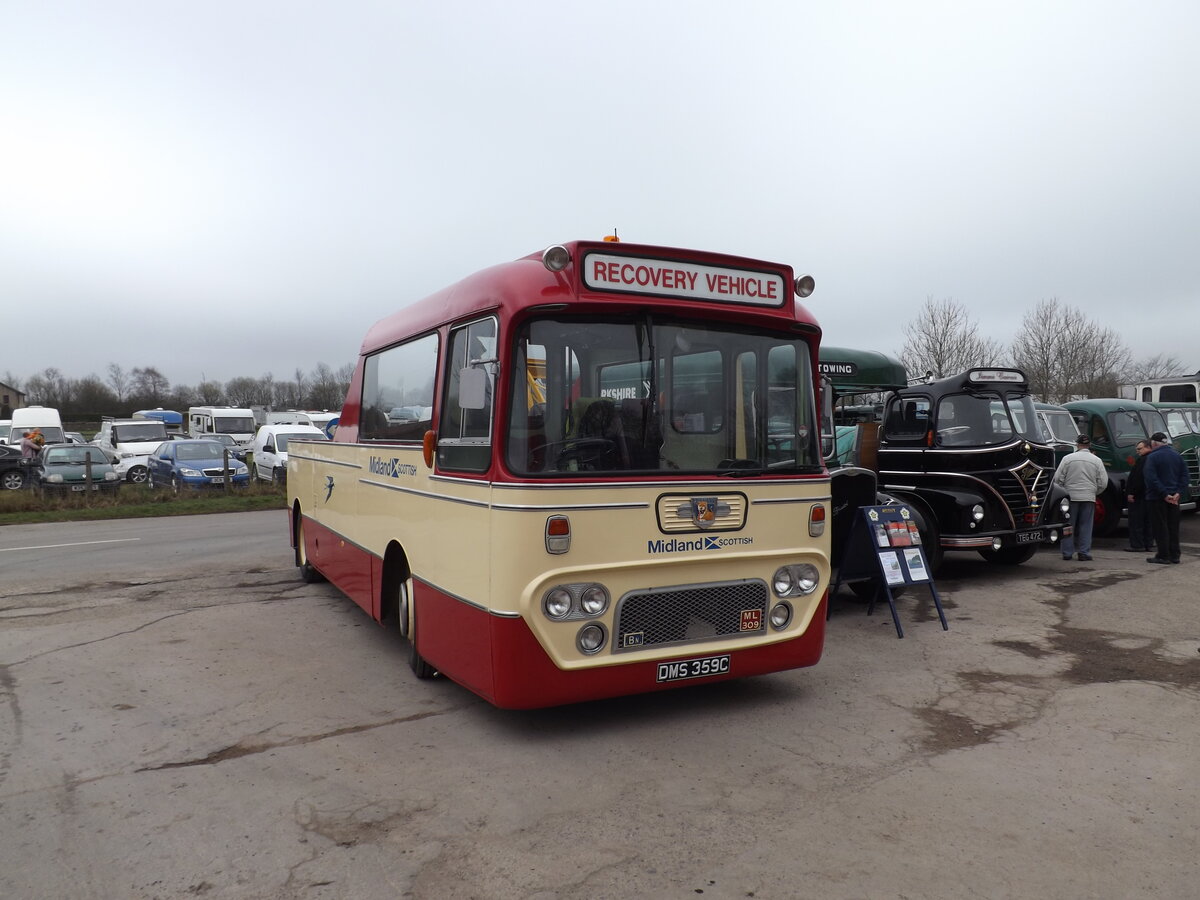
xmin=971 ymin=504 xmax=985 ymax=522
xmin=542 ymin=583 xmax=610 ymax=620
xmin=772 ymin=564 xmax=820 ymax=598
xmin=1060 ymin=497 xmax=1071 ymax=516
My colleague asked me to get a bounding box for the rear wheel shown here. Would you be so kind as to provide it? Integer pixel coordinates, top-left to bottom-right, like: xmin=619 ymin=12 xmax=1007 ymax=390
xmin=1 ymin=469 xmax=24 ymax=491
xmin=385 ymin=559 xmax=435 ymax=678
xmin=127 ymin=465 xmax=148 ymax=484
xmin=294 ymin=516 xmax=324 ymax=583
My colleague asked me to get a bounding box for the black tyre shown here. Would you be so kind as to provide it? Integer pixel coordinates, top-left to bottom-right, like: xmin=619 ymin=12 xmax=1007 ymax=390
xmin=294 ymin=516 xmax=325 ymax=583
xmin=1 ymin=469 xmax=24 ymax=491
xmin=127 ymin=465 xmax=149 ymax=484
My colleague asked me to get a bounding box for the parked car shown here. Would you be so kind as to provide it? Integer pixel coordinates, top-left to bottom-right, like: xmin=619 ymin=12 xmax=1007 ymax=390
xmin=197 ymin=431 xmax=248 ymax=461
xmin=147 ymin=439 xmax=250 ymax=492
xmin=65 ymin=431 xmax=88 ymax=444
xmin=249 ymin=424 xmax=328 ymax=484
xmin=32 ymin=443 xmax=121 ymax=495
xmin=1 ymin=443 xmax=28 ymax=491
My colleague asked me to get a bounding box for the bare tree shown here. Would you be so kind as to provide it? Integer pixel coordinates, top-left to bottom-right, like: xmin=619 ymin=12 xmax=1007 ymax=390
xmin=1011 ymin=298 xmax=1132 ymax=402
xmin=309 ymin=363 xmax=347 ymax=410
xmin=899 ymin=296 xmax=1006 ymax=381
xmin=25 ymin=367 xmax=71 ymax=408
xmin=130 ymin=367 xmax=170 ymax=405
xmin=223 ymin=376 xmax=261 ymax=407
xmin=1124 ymin=353 xmax=1186 ymax=383
xmin=106 ymin=363 xmax=130 ymax=404
xmin=195 ymin=379 xmax=224 ymax=404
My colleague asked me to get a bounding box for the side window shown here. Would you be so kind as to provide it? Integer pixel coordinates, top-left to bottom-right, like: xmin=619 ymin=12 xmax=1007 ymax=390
xmin=883 ymin=396 xmax=931 ymax=441
xmin=438 ymin=317 xmax=497 ymax=472
xmin=1090 ymin=415 xmax=1110 ymax=445
xmin=360 ymin=333 xmax=438 ymax=442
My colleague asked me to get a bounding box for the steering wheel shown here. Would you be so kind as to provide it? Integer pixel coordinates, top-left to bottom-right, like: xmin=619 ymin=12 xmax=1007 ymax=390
xmin=543 ymin=437 xmax=617 ymax=471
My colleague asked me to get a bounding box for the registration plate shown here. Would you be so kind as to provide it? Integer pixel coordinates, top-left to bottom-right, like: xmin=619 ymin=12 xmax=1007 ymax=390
xmin=1016 ymin=529 xmax=1045 ymax=544
xmin=656 ymin=654 xmax=731 ymax=683
xmin=70 ymin=484 xmax=99 ymax=492
xmin=210 ymin=476 xmax=225 ymax=484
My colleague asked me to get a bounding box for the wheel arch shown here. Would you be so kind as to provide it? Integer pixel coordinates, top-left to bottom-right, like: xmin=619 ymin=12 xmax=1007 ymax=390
xmin=380 ymin=540 xmax=413 ymax=628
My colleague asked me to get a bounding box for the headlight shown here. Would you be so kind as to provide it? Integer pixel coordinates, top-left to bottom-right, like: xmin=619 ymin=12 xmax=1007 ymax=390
xmin=770 ymin=601 xmax=793 ymax=629
xmin=543 ymin=588 xmax=572 ymax=619
xmin=180 ymin=467 xmax=202 ymax=477
xmin=580 ymin=586 xmax=609 ymax=616
xmin=48 ymin=473 xmax=64 ymax=483
xmin=1060 ymin=497 xmax=1070 ymax=515
xmin=773 ymin=564 xmax=819 ymax=597
xmin=104 ymin=471 xmax=118 ymax=481
xmin=971 ymin=504 xmax=985 ymax=522
xmin=542 ymin=583 xmax=610 ymax=620
xmin=233 ymin=464 xmax=248 ymax=474
xmin=577 ymin=623 xmax=607 ymax=654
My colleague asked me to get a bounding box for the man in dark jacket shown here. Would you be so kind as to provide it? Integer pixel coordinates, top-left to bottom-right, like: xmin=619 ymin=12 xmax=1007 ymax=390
xmin=1143 ymin=431 xmax=1188 ymax=564
xmin=1125 ymin=440 xmax=1155 ymax=553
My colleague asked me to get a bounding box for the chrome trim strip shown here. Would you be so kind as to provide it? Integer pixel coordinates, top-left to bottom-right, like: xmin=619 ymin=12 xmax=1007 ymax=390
xmin=484 ymin=476 xmax=831 ymax=490
xmin=751 ymin=494 xmax=832 ymax=504
xmin=492 ymin=501 xmax=650 ymax=511
xmin=289 ymin=453 xmax=363 ymax=469
xmin=359 ymin=479 xmax=491 ymax=508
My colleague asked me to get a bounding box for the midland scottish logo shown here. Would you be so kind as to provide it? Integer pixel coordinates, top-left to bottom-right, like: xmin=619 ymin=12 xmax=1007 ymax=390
xmin=647 ymin=535 xmax=754 ymax=554
xmin=369 ymin=456 xmax=418 ymax=478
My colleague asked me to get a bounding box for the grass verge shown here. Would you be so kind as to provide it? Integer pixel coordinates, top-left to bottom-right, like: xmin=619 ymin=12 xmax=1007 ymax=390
xmin=0 ymin=482 xmax=288 ymax=525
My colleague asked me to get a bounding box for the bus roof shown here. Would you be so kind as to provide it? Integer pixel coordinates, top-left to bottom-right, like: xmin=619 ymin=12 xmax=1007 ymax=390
xmin=360 ymin=240 xmax=820 ymax=355
xmin=818 ymin=346 xmax=907 ymax=394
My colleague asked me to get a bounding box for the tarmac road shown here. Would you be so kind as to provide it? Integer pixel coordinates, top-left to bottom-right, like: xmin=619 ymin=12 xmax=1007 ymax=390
xmin=1 ymin=511 xmax=1198 ymax=899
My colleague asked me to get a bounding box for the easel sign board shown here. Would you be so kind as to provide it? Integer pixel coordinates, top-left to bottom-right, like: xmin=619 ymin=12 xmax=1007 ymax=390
xmin=838 ymin=504 xmax=948 ymax=637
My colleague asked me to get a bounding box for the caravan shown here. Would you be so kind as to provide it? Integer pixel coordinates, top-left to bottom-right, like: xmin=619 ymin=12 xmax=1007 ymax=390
xmin=187 ymin=406 xmax=257 ymax=446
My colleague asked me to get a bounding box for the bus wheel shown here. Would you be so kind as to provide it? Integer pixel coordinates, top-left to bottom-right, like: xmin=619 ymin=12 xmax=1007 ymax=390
xmin=295 ymin=516 xmax=324 ymax=583
xmin=1093 ymin=488 xmax=1122 ymax=537
xmin=406 ymin=591 xmax=436 ymax=680
xmin=978 ymin=544 xmax=1039 ymax=565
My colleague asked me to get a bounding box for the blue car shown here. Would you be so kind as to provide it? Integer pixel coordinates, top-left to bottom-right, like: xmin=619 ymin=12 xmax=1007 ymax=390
xmin=147 ymin=439 xmax=250 ymax=492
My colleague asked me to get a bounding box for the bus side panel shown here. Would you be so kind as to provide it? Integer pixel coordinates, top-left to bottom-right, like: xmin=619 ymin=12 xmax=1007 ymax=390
xmin=487 ymin=592 xmax=828 ymax=710
xmin=303 ymin=514 xmax=377 ymax=619
xmin=413 ymin=580 xmax=497 ymax=703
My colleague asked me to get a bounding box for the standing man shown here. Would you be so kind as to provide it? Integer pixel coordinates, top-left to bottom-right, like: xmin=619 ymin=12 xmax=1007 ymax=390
xmin=1125 ymin=440 xmax=1155 ymax=553
xmin=1054 ymin=434 xmax=1109 ymax=561
xmin=1143 ymin=431 xmax=1188 ymax=565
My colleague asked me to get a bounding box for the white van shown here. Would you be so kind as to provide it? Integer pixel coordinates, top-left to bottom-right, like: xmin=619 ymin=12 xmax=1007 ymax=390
xmin=93 ymin=417 xmax=170 ymax=483
xmin=7 ymin=407 xmax=66 ymax=446
xmin=265 ymin=410 xmax=315 ymax=426
xmin=187 ymin=406 xmax=257 ymax=447
xmin=249 ymin=423 xmax=328 ymax=483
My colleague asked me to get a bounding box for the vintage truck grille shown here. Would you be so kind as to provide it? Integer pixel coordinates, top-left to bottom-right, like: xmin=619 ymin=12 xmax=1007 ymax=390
xmin=613 ymin=580 xmax=768 ymax=652
xmin=994 ymin=470 xmax=1046 ymax=525
xmin=1183 ymin=447 xmax=1200 ymax=498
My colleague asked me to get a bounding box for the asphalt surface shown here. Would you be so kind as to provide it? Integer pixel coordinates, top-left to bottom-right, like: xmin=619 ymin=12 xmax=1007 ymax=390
xmin=1 ymin=511 xmax=1198 ymax=899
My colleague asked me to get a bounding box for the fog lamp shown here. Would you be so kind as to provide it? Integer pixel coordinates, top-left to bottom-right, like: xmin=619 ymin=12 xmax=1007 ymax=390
xmin=770 ymin=602 xmax=793 ymax=630
xmin=577 ymin=623 xmax=607 ymax=654
xmin=992 ymin=537 xmax=1003 ymax=550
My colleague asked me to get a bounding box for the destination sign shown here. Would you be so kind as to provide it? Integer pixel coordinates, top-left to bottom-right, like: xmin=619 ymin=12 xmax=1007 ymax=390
xmin=582 ymin=252 xmax=785 ymax=307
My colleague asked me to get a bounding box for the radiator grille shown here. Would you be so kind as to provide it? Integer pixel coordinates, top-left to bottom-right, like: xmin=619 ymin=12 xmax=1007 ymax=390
xmin=995 ymin=467 xmax=1049 ymax=525
xmin=614 ymin=580 xmax=768 ymax=652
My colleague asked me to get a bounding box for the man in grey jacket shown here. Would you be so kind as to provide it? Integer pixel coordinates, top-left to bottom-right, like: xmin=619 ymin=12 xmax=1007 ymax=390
xmin=1053 ymin=434 xmax=1109 ymax=561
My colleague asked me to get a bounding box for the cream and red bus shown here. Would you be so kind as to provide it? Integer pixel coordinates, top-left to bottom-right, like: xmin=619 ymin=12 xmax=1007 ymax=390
xmin=287 ymin=238 xmax=831 ymax=708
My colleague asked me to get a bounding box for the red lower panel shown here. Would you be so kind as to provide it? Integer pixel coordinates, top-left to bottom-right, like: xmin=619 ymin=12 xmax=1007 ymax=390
xmin=415 ymin=578 xmax=828 ymax=710
xmin=301 ymin=514 xmax=827 ymax=710
xmin=303 ymin=515 xmax=378 ymax=619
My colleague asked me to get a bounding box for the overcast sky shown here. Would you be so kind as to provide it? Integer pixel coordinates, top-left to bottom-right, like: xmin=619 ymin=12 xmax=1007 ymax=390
xmin=3 ymin=1 xmax=1198 ymax=393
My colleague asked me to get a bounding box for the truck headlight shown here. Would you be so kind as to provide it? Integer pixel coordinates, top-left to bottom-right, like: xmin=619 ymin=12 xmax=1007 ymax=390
xmin=773 ymin=564 xmax=819 ymax=597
